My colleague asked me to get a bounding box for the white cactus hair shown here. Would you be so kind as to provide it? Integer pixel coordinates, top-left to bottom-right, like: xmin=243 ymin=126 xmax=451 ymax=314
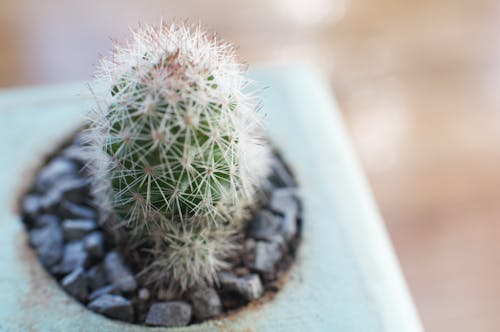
xmin=85 ymin=21 xmax=271 ymax=290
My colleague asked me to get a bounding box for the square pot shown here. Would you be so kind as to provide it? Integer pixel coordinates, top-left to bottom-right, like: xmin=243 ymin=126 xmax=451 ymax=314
xmin=0 ymin=67 xmax=422 ymax=331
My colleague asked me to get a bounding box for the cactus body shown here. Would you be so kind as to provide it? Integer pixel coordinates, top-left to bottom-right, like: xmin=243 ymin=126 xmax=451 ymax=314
xmin=86 ymin=23 xmax=271 ymax=290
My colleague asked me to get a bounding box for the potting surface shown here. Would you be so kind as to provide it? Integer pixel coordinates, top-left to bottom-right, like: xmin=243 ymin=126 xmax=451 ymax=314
xmin=0 ymin=67 xmax=422 ymax=332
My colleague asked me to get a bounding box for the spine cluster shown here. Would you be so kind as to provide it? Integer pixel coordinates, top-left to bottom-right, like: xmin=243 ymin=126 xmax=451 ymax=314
xmin=86 ymin=22 xmax=271 ymax=290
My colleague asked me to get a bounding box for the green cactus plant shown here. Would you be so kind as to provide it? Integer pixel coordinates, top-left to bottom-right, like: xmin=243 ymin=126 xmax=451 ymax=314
xmin=86 ymin=22 xmax=271 ymax=290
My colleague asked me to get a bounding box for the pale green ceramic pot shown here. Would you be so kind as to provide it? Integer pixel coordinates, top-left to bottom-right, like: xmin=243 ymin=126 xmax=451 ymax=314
xmin=0 ymin=67 xmax=422 ymax=332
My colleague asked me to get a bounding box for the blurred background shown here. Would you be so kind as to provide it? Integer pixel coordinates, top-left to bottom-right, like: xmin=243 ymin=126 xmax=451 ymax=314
xmin=2 ymin=0 xmax=500 ymax=330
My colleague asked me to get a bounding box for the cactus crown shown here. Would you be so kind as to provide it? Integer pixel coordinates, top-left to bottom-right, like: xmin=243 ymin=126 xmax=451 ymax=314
xmin=86 ymin=22 xmax=271 ymax=290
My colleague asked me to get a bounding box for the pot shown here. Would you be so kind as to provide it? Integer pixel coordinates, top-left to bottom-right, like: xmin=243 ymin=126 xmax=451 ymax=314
xmin=0 ymin=67 xmax=422 ymax=331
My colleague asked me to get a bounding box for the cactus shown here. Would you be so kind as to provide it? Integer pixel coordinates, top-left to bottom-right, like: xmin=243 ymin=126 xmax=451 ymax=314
xmin=85 ymin=22 xmax=271 ymax=290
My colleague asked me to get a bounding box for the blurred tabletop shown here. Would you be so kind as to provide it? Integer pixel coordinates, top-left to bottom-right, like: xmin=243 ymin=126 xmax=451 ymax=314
xmin=2 ymin=0 xmax=500 ymax=331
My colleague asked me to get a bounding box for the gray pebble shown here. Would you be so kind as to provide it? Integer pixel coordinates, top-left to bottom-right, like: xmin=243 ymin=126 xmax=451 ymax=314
xmin=33 ymin=214 xmax=59 ymax=229
xmin=280 ymin=211 xmax=298 ymax=241
xmin=62 ymin=219 xmax=96 ymax=241
xmin=86 ymin=264 xmax=108 ymax=292
xmin=145 ymin=301 xmax=192 ymax=327
xmin=252 ymin=241 xmax=283 ymax=274
xmin=270 ymin=188 xmax=299 ymax=240
xmin=219 ymin=272 xmax=263 ymax=301
xmin=29 ymin=218 xmax=63 ymax=267
xmin=104 ymin=251 xmax=137 ymax=292
xmin=88 ymin=285 xmax=119 ymax=301
xmin=58 ymin=201 xmax=96 ymax=220
xmin=249 ymin=210 xmax=282 ymax=241
xmin=22 ymin=194 xmax=43 ymax=221
xmin=53 ymin=178 xmax=90 ymax=204
xmin=52 ymin=241 xmax=89 ymax=275
xmin=61 ymin=267 xmax=88 ymax=302
xmin=40 ymin=179 xmax=90 ymax=214
xmin=190 ymin=288 xmax=222 ymax=320
xmin=84 ymin=231 xmax=104 ymax=259
xmin=36 ymin=157 xmax=78 ymax=192
xmin=39 ymin=189 xmax=64 ymax=214
xmin=88 ymin=294 xmax=134 ymax=322
xmin=270 ymin=159 xmax=296 ymax=188
xmin=269 ymin=188 xmax=299 ymax=216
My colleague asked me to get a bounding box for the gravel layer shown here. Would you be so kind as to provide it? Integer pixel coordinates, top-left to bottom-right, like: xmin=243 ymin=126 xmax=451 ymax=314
xmin=21 ymin=134 xmax=302 ymax=326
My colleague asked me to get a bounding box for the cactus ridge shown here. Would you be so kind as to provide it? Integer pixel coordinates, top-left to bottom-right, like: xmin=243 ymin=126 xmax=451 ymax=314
xmin=86 ymin=22 xmax=271 ymax=290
